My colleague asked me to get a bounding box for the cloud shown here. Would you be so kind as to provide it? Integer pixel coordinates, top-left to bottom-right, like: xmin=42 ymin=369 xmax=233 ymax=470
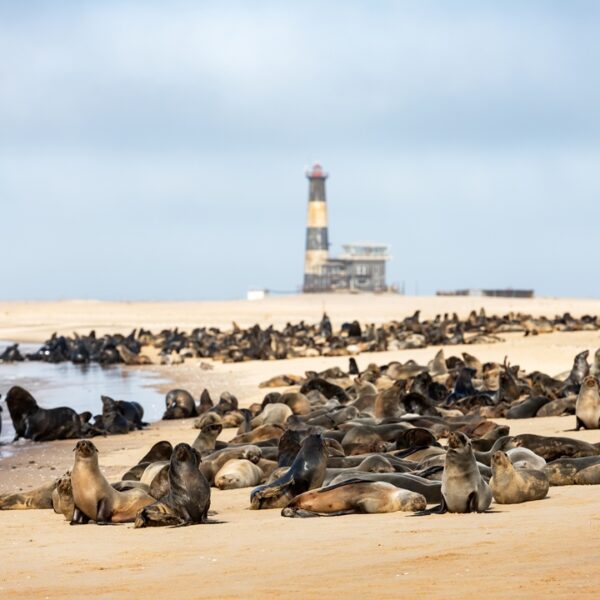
xmin=0 ymin=1 xmax=599 ymax=299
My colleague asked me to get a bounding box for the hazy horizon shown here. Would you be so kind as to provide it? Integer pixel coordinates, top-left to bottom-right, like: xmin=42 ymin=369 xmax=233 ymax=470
xmin=2 ymin=1 xmax=600 ymax=301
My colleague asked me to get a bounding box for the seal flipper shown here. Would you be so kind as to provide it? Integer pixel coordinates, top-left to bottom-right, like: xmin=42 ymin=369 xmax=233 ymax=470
xmin=255 ymin=476 xmax=295 ymax=500
xmin=412 ymin=494 xmax=447 ymax=516
xmin=467 ymin=491 xmax=479 ymax=513
xmin=70 ymin=506 xmax=90 ymax=525
xmin=95 ymin=497 xmax=112 ymax=524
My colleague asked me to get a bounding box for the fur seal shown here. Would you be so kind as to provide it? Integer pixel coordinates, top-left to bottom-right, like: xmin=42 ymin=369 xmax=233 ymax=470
xmin=52 ymin=472 xmax=75 ymax=520
xmin=192 ymin=423 xmax=223 ymax=454
xmin=513 ymin=434 xmax=599 ymax=461
xmin=329 ymin=471 xmax=442 ymax=504
xmin=543 ymin=456 xmax=600 ymax=485
xmin=6 ymin=386 xmax=81 ymax=441
xmin=162 ymin=389 xmax=198 ymax=420
xmin=134 ymin=443 xmax=211 ymax=527
xmin=574 ymin=463 xmax=600 ymax=485
xmin=214 ymin=459 xmax=264 ymax=489
xmin=0 ymin=480 xmax=56 ymax=510
xmin=282 ymin=479 xmax=426 ymax=517
xmin=70 ymin=440 xmax=155 ymax=524
xmin=100 ymin=395 xmax=131 ymax=434
xmin=427 ymin=432 xmax=492 ymax=513
xmin=250 ymin=434 xmax=327 ymax=509
xmin=490 ymin=451 xmax=549 ymax=504
xmin=575 ymin=376 xmax=600 ymax=430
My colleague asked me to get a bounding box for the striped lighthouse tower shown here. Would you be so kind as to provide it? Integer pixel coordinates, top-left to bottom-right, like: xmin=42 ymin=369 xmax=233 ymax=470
xmin=303 ymin=163 xmax=329 ymax=292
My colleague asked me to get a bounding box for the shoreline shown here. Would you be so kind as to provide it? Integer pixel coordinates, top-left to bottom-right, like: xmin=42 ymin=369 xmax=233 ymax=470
xmin=1 ymin=299 xmax=599 ymax=599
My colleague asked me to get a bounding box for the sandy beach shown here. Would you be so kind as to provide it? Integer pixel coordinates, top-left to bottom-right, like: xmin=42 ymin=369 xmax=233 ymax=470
xmin=1 ymin=296 xmax=599 ymax=599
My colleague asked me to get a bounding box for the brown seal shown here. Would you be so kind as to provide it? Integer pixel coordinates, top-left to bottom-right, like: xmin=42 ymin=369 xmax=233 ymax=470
xmin=575 ymin=376 xmax=600 ymax=430
xmin=282 ymin=479 xmax=426 ymax=517
xmin=134 ymin=443 xmax=211 ymax=527
xmin=214 ymin=459 xmax=264 ymax=490
xmin=52 ymin=472 xmax=75 ymax=520
xmin=70 ymin=440 xmax=154 ymax=524
xmin=0 ymin=480 xmax=56 ymax=510
xmin=490 ymin=451 xmax=549 ymax=504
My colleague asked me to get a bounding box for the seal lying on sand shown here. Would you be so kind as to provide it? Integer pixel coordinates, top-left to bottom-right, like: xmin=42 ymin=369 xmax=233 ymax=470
xmin=490 ymin=451 xmax=549 ymax=504
xmin=134 ymin=443 xmax=211 ymax=527
xmin=70 ymin=440 xmax=154 ymax=524
xmin=281 ymin=479 xmax=426 ymax=517
xmin=0 ymin=480 xmax=56 ymax=510
xmin=250 ymin=434 xmax=327 ymax=509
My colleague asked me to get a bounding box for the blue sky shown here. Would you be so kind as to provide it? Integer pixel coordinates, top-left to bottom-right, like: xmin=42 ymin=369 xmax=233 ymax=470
xmin=1 ymin=1 xmax=599 ymax=299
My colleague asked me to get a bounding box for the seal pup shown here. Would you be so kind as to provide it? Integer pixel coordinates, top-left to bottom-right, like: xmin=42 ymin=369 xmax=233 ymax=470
xmin=575 ymin=376 xmax=600 ymax=430
xmin=70 ymin=440 xmax=154 ymax=524
xmin=490 ymin=451 xmax=549 ymax=504
xmin=250 ymin=434 xmax=327 ymax=509
xmin=282 ymin=479 xmax=426 ymax=517
xmin=134 ymin=443 xmax=211 ymax=527
xmin=52 ymin=472 xmax=75 ymax=521
xmin=423 ymin=432 xmax=492 ymax=514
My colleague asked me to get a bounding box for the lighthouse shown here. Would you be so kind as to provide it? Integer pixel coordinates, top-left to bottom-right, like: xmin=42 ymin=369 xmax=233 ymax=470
xmin=303 ymin=164 xmax=330 ymax=292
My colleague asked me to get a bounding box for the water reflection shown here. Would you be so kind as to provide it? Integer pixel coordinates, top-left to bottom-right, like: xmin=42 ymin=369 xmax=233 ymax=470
xmin=0 ymin=343 xmax=166 ymax=446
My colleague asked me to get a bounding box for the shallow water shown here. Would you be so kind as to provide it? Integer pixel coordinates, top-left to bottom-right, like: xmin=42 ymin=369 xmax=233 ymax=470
xmin=0 ymin=342 xmax=166 ymax=451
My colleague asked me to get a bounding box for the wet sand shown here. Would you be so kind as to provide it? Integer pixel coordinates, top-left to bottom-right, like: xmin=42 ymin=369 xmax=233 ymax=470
xmin=1 ymin=297 xmax=600 ymax=598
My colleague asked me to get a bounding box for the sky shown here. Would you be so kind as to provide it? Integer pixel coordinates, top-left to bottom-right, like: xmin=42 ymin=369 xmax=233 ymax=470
xmin=1 ymin=1 xmax=600 ymax=300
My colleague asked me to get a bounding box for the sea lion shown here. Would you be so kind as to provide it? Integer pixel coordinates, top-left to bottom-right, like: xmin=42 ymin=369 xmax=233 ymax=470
xmin=282 ymin=479 xmax=426 ymax=517
xmin=6 ymin=386 xmax=81 ymax=442
xmin=162 ymin=389 xmax=198 ymax=420
xmin=214 ymin=459 xmax=264 ymax=490
xmin=0 ymin=480 xmax=56 ymax=510
xmin=250 ymin=434 xmax=327 ymax=509
xmin=134 ymin=443 xmax=211 ymax=527
xmin=426 ymin=432 xmax=492 ymax=513
xmin=70 ymin=440 xmax=155 ymax=524
xmin=490 ymin=451 xmax=549 ymax=504
xmin=575 ymin=376 xmax=600 ymax=430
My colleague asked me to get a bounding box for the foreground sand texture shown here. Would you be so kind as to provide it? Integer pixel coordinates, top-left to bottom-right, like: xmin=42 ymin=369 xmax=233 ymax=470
xmin=1 ymin=296 xmax=599 ymax=599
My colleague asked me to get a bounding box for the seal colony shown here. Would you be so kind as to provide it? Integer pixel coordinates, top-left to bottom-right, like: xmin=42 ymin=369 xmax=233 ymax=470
xmin=1 ymin=348 xmax=599 ymax=527
xmin=1 ymin=309 xmax=599 ymax=367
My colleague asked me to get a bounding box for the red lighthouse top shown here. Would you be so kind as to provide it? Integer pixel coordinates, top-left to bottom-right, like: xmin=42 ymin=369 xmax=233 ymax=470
xmin=306 ymin=163 xmax=328 ymax=179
